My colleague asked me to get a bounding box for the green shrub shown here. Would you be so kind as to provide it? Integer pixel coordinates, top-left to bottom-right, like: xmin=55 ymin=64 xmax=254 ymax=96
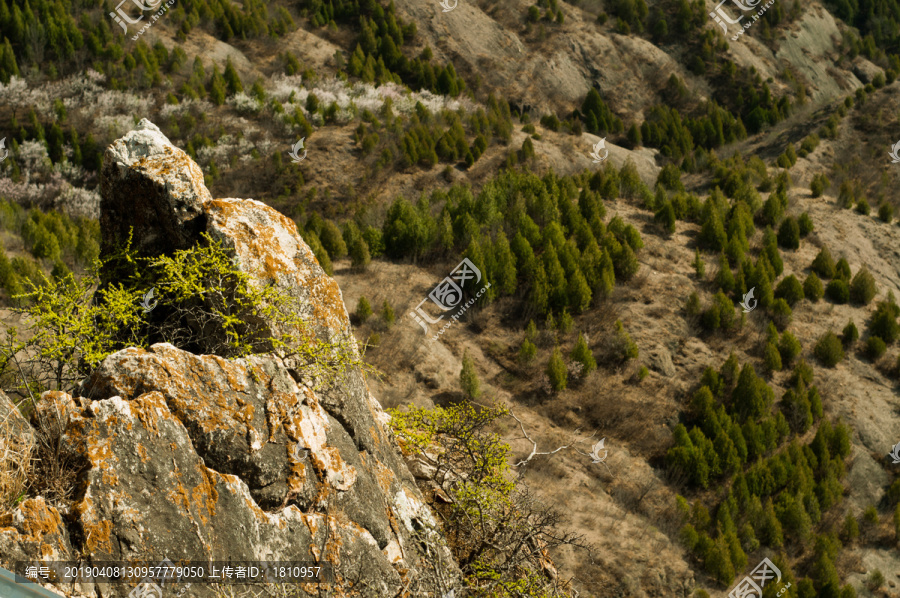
xmin=613 ymin=320 xmax=639 ymax=360
xmin=878 ymin=202 xmax=894 ymax=223
xmin=865 ymin=336 xmax=887 ymax=360
xmin=356 ymin=296 xmax=372 ymax=322
xmin=570 ymin=332 xmax=597 ymax=375
xmin=547 ymin=347 xmax=567 ymax=390
xmin=518 ymin=338 xmax=537 ymax=365
xmin=387 ymin=401 xmax=584 ymax=594
xmin=770 ymin=298 xmax=792 ymax=330
xmin=842 ymin=320 xmax=859 ymax=346
xmin=655 ymin=201 xmax=676 ymax=234
xmin=459 ymin=350 xmax=482 ymax=399
xmin=0 ymin=234 xmax=359 ymax=394
xmin=856 ymin=199 xmax=871 ymax=215
xmin=764 ymin=341 xmax=782 ymax=373
xmin=825 ymin=280 xmax=850 ymax=304
xmin=775 ymin=275 xmax=805 ymax=306
xmin=692 ymin=249 xmax=705 ymax=278
xmin=778 ymin=331 xmax=802 ymax=366
xmin=835 ymin=257 xmax=852 ymax=281
xmin=849 ymin=267 xmax=877 ymax=304
xmin=637 ymin=365 xmax=649 ymax=381
xmin=814 ymin=331 xmax=844 ymax=367
xmin=777 ymin=217 xmax=800 ymax=249
xmin=798 ymin=212 xmax=814 ymax=236
xmin=811 ymin=247 xmax=836 ymax=278
xmin=810 ymin=174 xmax=829 ymax=197
xmin=871 ymin=303 xmax=900 ymax=343
xmin=381 ymin=300 xmax=395 ymax=326
xmin=803 ymin=273 xmax=823 ymax=301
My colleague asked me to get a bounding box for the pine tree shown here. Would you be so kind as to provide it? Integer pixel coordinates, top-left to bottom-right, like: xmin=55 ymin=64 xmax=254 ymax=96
xmin=692 ymin=249 xmax=705 ymax=278
xmin=811 ymin=246 xmax=836 ymax=278
xmin=492 ymin=231 xmax=518 ymax=295
xmin=655 ymin=201 xmax=676 ymax=234
xmin=356 ymin=296 xmax=372 ymax=322
xmin=567 ymin=269 xmax=592 ymax=313
xmin=547 ymin=347 xmax=567 ymax=390
xmin=223 ymin=57 xmax=244 ymax=95
xmin=459 ymin=350 xmax=482 ymax=399
xmin=699 ymin=203 xmax=727 ymax=251
xmin=732 ymin=364 xmax=770 ymax=421
xmin=716 ymin=254 xmax=735 ymax=293
xmin=381 ymin=300 xmax=395 ymax=327
xmin=570 ymin=332 xmax=596 ymax=375
xmin=349 ymin=236 xmax=371 ymax=269
xmin=208 ymin=65 xmax=227 ymax=105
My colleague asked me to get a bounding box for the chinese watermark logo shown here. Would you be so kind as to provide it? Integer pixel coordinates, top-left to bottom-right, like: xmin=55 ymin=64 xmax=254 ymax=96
xmin=889 ymin=441 xmax=900 ymax=464
xmin=889 ymin=140 xmax=900 ymax=164
xmin=289 ymin=138 xmax=308 ymax=163
xmin=589 ymin=138 xmax=608 ymax=163
xmin=728 ymin=557 xmax=789 ymax=598
xmin=0 ymin=137 xmax=7 ymax=162
xmin=709 ymin=0 xmax=777 ymax=41
xmin=589 ymin=438 xmax=608 ymax=464
xmin=740 ymin=287 xmax=757 ymax=313
xmin=140 ymin=288 xmax=158 ymax=314
xmin=439 ymin=0 xmax=458 ymax=11
xmin=409 ymin=258 xmax=491 ymax=343
xmin=109 ymin=0 xmax=175 ymax=40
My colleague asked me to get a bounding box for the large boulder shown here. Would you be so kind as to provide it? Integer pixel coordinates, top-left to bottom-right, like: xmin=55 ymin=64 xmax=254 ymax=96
xmin=0 ymin=121 xmax=462 ymax=597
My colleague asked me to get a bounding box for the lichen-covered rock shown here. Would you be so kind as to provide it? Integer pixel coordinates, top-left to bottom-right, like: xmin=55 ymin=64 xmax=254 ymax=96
xmin=0 ymin=121 xmax=461 ymax=597
xmin=99 ymin=119 xmax=209 ymax=263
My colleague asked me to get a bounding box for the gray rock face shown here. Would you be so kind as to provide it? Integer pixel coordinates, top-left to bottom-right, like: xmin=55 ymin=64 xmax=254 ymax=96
xmin=100 ymin=119 xmax=209 ymax=264
xmin=0 ymin=121 xmax=461 ymax=597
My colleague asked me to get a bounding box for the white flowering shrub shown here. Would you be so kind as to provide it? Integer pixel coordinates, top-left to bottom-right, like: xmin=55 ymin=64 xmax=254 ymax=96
xmin=227 ymin=92 xmax=262 ymax=115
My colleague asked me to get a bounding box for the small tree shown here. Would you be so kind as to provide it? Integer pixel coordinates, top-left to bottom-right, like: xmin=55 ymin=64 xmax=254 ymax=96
xmin=547 ymin=347 xmax=567 ymax=390
xmin=849 ymin=267 xmax=877 ymax=305
xmin=803 ymin=273 xmax=823 ymax=301
xmin=381 ymin=300 xmax=395 ymax=327
xmin=777 ymin=217 xmax=800 ymax=249
xmin=459 ymin=350 xmax=482 ymax=399
xmin=692 ymin=249 xmax=705 ymax=278
xmin=814 ymin=331 xmax=844 ymax=367
xmin=842 ymin=319 xmax=859 ymax=346
xmin=570 ymin=332 xmax=596 ymax=375
xmin=764 ymin=342 xmax=782 ymax=374
xmin=518 ymin=338 xmax=537 ymax=365
xmin=356 ymin=296 xmax=372 ymax=322
xmin=866 ymin=336 xmax=887 ymax=360
xmin=811 ymin=247 xmax=836 ymax=279
xmin=775 ymin=275 xmax=805 ymax=306
xmin=778 ymin=331 xmax=802 ymax=366
xmin=825 ymin=280 xmax=850 ymax=304
xmin=770 ymin=298 xmax=792 ymax=331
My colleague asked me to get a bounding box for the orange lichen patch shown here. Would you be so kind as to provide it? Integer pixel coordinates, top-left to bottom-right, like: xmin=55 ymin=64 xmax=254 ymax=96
xmin=135 ymin=443 xmax=150 ymax=464
xmin=169 ymin=481 xmax=192 ymax=513
xmin=132 ymin=392 xmax=167 ymax=438
xmin=16 ymin=499 xmax=64 ymax=542
xmin=84 ymin=435 xmax=116 ymax=471
xmin=82 ymin=520 xmax=113 ymax=555
xmin=190 ymin=462 xmax=220 ymax=525
xmin=373 ymin=460 xmax=397 ymax=494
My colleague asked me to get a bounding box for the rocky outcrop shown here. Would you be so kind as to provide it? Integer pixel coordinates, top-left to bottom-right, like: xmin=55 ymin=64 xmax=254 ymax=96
xmin=0 ymin=120 xmax=461 ymax=597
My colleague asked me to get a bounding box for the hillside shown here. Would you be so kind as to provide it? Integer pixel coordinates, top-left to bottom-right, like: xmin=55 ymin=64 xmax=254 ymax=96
xmin=1 ymin=0 xmax=900 ymax=596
